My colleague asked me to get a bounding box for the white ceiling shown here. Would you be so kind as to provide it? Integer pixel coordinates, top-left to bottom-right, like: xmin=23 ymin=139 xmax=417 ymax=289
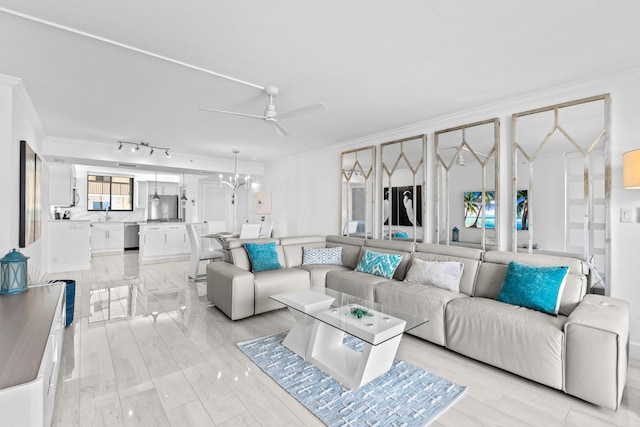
xmin=1 ymin=1 xmax=639 ymax=165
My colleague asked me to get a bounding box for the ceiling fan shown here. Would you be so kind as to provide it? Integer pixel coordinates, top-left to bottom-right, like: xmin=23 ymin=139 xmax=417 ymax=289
xmin=199 ymin=86 xmax=327 ymax=136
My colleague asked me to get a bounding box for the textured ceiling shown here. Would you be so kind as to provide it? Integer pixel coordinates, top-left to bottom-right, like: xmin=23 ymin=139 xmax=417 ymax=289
xmin=0 ymin=1 xmax=638 ymax=166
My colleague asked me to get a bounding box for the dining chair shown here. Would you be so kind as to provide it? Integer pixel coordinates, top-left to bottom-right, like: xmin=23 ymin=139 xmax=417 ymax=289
xmin=239 ymin=223 xmax=262 ymax=239
xmin=185 ymin=223 xmax=224 ymax=281
xmin=259 ymin=221 xmax=273 ymax=238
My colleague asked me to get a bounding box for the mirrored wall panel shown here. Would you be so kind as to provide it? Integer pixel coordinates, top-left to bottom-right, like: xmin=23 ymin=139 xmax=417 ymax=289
xmin=512 ymin=94 xmax=610 ymax=293
xmin=380 ymin=135 xmax=426 ymax=242
xmin=341 ymin=146 xmax=376 ymax=238
xmin=435 ymin=118 xmax=499 ymax=249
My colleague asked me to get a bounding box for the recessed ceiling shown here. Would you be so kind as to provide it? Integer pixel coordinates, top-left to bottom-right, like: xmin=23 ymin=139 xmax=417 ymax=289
xmin=1 ymin=1 xmax=639 ymax=164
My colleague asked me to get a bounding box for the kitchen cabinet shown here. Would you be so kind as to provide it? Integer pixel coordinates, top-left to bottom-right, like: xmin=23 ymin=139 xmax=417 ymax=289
xmin=0 ymin=284 xmax=65 ymax=427
xmin=139 ymin=223 xmax=190 ymax=260
xmin=49 ymin=163 xmax=76 ymax=206
xmin=48 ymin=220 xmax=91 ymax=273
xmin=91 ymin=223 xmax=125 ymax=253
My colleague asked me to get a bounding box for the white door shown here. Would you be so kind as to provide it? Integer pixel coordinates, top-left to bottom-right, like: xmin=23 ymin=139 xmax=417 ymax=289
xmin=201 ymin=182 xmax=228 ymax=249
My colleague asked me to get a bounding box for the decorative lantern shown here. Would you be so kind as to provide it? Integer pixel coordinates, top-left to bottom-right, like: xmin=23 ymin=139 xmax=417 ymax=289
xmin=452 ymin=227 xmax=459 ymax=242
xmin=1 ymin=249 xmax=29 ymax=295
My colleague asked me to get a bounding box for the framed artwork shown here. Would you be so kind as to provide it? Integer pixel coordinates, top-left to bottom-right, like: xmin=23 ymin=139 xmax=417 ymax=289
xmin=464 ymin=191 xmax=496 ymax=229
xmin=383 ymin=185 xmax=422 ymax=226
xmin=253 ymin=191 xmax=271 ymax=215
xmin=19 ymin=140 xmax=42 ymax=248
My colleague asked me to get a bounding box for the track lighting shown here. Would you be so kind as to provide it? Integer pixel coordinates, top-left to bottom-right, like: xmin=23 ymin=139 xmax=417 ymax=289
xmin=115 ymin=141 xmax=171 ymax=159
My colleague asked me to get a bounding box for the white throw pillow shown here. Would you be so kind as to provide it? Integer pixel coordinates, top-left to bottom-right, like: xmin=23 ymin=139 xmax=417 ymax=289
xmin=302 ymin=246 xmax=343 ymax=265
xmin=404 ymin=259 xmax=465 ymax=293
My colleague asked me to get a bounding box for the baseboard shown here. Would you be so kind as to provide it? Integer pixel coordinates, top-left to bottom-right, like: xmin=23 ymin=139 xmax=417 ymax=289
xmin=630 ymin=341 xmax=640 ymax=361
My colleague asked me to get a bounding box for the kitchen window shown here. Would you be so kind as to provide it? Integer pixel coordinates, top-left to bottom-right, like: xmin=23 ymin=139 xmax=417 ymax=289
xmin=87 ymin=175 xmax=134 ymax=211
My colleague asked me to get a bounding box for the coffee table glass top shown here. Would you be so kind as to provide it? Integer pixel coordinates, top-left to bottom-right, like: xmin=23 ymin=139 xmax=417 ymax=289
xmin=271 ymin=288 xmax=428 ymax=346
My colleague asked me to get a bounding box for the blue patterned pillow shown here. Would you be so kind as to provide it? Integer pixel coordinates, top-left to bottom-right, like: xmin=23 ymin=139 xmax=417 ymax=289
xmin=244 ymin=242 xmax=282 ymax=273
xmin=302 ymin=247 xmax=343 ymax=265
xmin=497 ymin=261 xmax=569 ymax=315
xmin=355 ymin=250 xmax=403 ymax=280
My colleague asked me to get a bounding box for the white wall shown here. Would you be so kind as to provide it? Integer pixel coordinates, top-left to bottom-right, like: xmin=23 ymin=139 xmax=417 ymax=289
xmin=0 ymin=77 xmax=47 ymax=277
xmin=265 ymin=70 xmax=640 ymax=359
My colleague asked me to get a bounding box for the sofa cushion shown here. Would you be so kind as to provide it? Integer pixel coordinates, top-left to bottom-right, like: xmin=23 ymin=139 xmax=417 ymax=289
xmin=326 ymin=235 xmax=366 ymax=269
xmin=446 ymin=297 xmax=567 ymax=389
xmin=375 ymin=281 xmax=468 ymax=346
xmin=281 ymin=235 xmax=327 ymax=268
xmin=476 ymin=251 xmax=588 ymax=316
xmin=404 ymin=259 xmax=464 ymax=293
xmin=413 ymin=243 xmax=482 ymax=296
xmin=497 ymin=261 xmax=568 ymax=316
xmin=355 ymin=250 xmax=403 ymax=279
xmin=363 ymin=239 xmax=414 ymax=280
xmin=302 ymin=246 xmax=343 ymax=266
xmin=244 ymin=242 xmax=282 ymax=273
xmin=326 ymin=270 xmax=389 ymax=301
xmin=253 ymin=268 xmax=310 ymax=314
xmin=296 ymin=264 xmax=350 ymax=288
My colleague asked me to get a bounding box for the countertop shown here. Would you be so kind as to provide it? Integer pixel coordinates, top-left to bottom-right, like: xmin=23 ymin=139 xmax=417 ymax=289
xmin=0 ymin=284 xmax=64 ymax=389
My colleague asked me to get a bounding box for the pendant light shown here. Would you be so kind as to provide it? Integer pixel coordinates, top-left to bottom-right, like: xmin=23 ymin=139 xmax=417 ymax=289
xmin=181 ymin=173 xmax=188 ymax=201
xmin=152 ymin=171 xmax=161 ymax=204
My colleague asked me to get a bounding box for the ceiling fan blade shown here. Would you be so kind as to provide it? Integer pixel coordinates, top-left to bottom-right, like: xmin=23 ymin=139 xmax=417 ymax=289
xmin=199 ymin=107 xmax=265 ymax=120
xmin=267 ymin=119 xmax=290 ymax=136
xmin=277 ymin=102 xmax=328 ymax=120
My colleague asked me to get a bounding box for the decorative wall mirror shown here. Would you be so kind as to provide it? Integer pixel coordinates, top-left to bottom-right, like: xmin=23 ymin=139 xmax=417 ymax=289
xmin=341 ymin=146 xmax=376 ymax=238
xmin=435 ymin=118 xmax=500 ymax=249
xmin=380 ymin=135 xmax=427 ymax=242
xmin=512 ymin=94 xmax=611 ymax=293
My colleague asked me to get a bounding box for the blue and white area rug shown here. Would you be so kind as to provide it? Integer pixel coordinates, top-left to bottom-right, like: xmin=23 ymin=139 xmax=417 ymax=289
xmin=237 ymin=333 xmax=467 ymax=427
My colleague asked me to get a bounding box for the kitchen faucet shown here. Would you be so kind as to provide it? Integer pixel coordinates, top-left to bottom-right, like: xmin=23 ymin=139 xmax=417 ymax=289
xmin=104 ymin=206 xmax=111 ymax=221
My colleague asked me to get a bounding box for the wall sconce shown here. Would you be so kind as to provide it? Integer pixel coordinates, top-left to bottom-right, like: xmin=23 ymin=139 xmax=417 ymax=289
xmin=623 ymin=149 xmax=640 ymax=189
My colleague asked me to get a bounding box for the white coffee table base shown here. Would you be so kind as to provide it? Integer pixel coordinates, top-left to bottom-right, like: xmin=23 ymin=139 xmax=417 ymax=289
xmin=307 ymin=321 xmax=402 ymax=390
xmin=275 ymin=290 xmax=335 ymax=359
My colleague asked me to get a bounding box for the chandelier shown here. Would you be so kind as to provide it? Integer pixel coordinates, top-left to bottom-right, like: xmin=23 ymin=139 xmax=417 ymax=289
xmin=220 ymin=150 xmax=250 ymax=204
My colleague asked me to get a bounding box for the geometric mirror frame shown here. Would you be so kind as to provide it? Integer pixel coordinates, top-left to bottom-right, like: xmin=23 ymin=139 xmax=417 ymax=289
xmin=435 ymin=118 xmax=500 ymax=250
xmin=340 ymin=145 xmax=376 ymax=238
xmin=380 ymin=134 xmax=427 ymax=242
xmin=512 ymin=94 xmax=611 ymax=294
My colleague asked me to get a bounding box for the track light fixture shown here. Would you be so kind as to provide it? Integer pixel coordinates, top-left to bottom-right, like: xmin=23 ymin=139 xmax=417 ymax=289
xmin=116 ymin=141 xmax=171 ymax=158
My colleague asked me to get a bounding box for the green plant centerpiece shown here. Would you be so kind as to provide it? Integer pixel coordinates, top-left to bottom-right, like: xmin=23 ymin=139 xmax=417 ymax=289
xmin=349 ymin=306 xmax=373 ymax=319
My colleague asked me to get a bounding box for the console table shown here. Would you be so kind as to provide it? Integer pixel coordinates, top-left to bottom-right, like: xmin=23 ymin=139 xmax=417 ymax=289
xmin=0 ymin=284 xmax=65 ymax=427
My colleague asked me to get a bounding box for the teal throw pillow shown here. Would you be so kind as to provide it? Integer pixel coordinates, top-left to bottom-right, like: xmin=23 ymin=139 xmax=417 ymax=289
xmin=496 ymin=261 xmax=569 ymax=316
xmin=355 ymin=250 xmax=403 ymax=280
xmin=244 ymin=242 xmax=282 ymax=273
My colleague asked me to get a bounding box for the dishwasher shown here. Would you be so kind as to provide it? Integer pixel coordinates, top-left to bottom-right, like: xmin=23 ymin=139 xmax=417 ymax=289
xmin=124 ymin=222 xmax=139 ymax=250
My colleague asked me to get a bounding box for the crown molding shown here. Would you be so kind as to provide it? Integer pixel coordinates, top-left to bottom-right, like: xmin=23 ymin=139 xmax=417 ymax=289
xmin=0 ymin=74 xmax=47 ymax=140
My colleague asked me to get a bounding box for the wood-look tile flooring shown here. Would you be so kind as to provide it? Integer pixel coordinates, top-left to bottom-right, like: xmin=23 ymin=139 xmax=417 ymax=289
xmin=49 ymin=252 xmax=640 ymax=426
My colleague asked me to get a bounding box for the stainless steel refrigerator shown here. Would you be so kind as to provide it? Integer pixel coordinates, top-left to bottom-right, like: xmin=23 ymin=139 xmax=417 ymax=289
xmin=148 ymin=195 xmax=179 ymax=221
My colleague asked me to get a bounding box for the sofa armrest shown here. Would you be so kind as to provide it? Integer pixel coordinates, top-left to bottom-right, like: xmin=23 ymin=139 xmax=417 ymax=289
xmin=564 ymin=294 xmax=629 ymax=410
xmin=207 ymin=262 xmax=255 ymax=320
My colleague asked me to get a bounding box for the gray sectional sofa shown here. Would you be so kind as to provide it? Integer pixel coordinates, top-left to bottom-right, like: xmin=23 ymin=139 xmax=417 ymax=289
xmin=206 ymin=235 xmax=629 ymax=410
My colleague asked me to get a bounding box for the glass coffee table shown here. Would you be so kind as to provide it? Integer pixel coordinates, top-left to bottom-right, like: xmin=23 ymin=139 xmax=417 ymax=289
xmin=270 ymin=288 xmax=428 ymax=390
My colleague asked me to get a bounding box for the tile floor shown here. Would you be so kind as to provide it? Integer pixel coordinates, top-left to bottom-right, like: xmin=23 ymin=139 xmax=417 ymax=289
xmin=49 ymin=252 xmax=640 ymax=426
